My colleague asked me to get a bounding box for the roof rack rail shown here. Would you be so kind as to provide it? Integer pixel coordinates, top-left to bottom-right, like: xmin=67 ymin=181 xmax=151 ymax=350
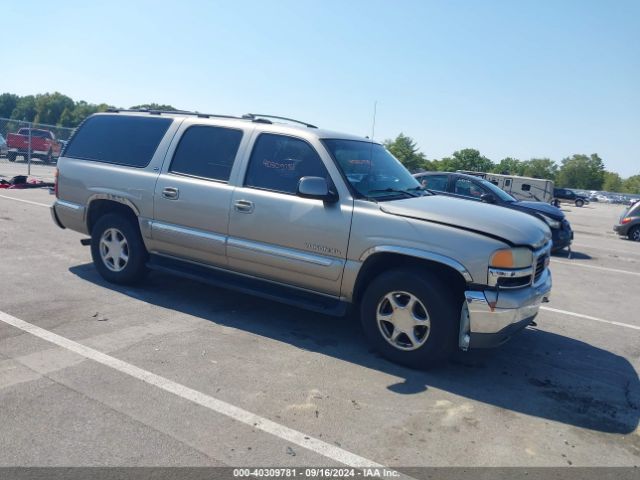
xmin=104 ymin=108 xmax=241 ymax=120
xmin=102 ymin=109 xmax=318 ymax=128
xmin=242 ymin=113 xmax=318 ymax=129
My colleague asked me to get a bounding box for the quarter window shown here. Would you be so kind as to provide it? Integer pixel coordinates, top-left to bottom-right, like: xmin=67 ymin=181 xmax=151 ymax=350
xmin=521 ymin=184 xmax=531 ymax=191
xmin=245 ymin=134 xmax=329 ymax=194
xmin=170 ymin=126 xmax=243 ymax=181
xmin=64 ymin=115 xmax=172 ymax=168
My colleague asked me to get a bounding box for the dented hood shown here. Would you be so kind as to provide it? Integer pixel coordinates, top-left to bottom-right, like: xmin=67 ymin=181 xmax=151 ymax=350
xmin=380 ymin=195 xmax=551 ymax=248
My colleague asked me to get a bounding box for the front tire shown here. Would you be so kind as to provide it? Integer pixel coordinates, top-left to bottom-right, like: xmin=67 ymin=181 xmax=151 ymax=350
xmin=629 ymin=225 xmax=640 ymax=242
xmin=575 ymin=199 xmax=584 ymax=207
xmin=90 ymin=213 xmax=148 ymax=284
xmin=7 ymin=152 xmax=16 ymax=162
xmin=360 ymin=269 xmax=459 ymax=369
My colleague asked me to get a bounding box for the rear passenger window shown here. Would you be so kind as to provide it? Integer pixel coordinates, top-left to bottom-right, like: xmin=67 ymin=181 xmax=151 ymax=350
xmin=64 ymin=115 xmax=172 ymax=167
xmin=245 ymin=134 xmax=329 ymax=194
xmin=170 ymin=126 xmax=243 ymax=181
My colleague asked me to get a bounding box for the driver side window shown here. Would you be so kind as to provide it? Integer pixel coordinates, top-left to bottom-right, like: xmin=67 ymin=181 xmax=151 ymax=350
xmin=454 ymin=178 xmax=485 ymax=199
xmin=420 ymin=174 xmax=448 ymax=192
xmin=244 ymin=134 xmax=329 ymax=194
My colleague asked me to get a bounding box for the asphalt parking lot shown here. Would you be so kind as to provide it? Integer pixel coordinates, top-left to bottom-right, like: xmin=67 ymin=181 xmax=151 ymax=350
xmin=0 ymin=187 xmax=638 ymax=468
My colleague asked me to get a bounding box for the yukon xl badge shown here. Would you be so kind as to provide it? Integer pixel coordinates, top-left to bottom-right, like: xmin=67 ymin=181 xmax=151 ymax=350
xmin=305 ymin=242 xmax=342 ymax=256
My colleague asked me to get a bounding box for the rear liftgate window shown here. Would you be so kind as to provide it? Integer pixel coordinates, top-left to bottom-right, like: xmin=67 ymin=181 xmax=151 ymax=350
xmin=64 ymin=115 xmax=172 ymax=167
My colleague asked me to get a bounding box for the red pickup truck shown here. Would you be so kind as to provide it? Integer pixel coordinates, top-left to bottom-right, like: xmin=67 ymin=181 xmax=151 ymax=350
xmin=6 ymin=128 xmax=62 ymax=164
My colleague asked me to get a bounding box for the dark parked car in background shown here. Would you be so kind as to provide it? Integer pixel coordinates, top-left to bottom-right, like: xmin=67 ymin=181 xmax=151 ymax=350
xmin=614 ymin=200 xmax=640 ymax=241
xmin=553 ymin=188 xmax=589 ymax=207
xmin=415 ymin=172 xmax=573 ymax=252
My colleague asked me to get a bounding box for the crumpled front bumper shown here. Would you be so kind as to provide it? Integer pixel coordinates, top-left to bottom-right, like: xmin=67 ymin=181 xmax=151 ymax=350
xmin=460 ymin=268 xmax=552 ymax=349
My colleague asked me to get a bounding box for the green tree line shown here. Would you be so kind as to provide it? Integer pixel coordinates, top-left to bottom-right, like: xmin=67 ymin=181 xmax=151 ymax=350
xmin=0 ymin=92 xmax=176 ymax=128
xmin=1 ymin=92 xmax=636 ymax=193
xmin=384 ymin=133 xmax=640 ymax=194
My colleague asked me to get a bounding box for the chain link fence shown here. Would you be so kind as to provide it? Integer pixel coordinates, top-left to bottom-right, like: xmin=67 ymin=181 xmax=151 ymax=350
xmin=0 ymin=117 xmax=74 ymax=180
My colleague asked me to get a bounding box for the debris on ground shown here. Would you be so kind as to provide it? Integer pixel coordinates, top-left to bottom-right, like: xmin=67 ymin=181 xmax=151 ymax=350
xmin=0 ymin=175 xmax=54 ymax=189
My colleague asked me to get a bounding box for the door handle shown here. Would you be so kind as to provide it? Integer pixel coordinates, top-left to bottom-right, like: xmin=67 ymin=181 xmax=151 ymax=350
xmin=162 ymin=187 xmax=179 ymax=200
xmin=234 ymin=199 xmax=254 ymax=213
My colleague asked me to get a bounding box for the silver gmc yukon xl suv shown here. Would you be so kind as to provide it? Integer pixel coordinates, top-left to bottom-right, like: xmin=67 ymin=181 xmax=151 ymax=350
xmin=51 ymin=110 xmax=552 ymax=368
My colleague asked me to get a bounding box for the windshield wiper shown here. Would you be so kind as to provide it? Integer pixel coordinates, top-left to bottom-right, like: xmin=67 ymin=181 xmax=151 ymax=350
xmin=406 ymin=186 xmax=431 ymax=195
xmin=367 ymin=188 xmax=420 ymax=198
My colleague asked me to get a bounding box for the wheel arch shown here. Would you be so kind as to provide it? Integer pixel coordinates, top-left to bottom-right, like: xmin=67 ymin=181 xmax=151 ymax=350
xmin=86 ymin=196 xmax=140 ymax=234
xmin=352 ymin=248 xmax=471 ymax=305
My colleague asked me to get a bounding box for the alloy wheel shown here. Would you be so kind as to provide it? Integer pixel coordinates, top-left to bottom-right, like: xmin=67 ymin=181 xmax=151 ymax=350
xmin=99 ymin=228 xmax=129 ymax=272
xmin=376 ymin=291 xmax=431 ymax=351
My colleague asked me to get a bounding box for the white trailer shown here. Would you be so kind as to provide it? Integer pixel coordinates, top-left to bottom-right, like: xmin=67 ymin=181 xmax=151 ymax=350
xmin=457 ymin=171 xmax=554 ymax=203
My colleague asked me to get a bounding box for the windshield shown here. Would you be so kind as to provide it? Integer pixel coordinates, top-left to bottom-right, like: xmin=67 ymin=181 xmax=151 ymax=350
xmin=479 ymin=179 xmax=517 ymax=202
xmin=322 ymin=139 xmax=424 ymax=200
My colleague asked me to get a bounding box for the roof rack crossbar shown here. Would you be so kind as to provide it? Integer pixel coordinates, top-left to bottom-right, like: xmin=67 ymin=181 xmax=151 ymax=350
xmin=242 ymin=113 xmax=318 ymax=129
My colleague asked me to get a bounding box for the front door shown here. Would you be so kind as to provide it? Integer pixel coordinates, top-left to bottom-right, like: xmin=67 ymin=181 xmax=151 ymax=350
xmin=227 ymin=133 xmax=353 ymax=296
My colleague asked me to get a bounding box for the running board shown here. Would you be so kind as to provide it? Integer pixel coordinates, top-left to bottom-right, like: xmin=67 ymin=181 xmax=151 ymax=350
xmin=146 ymin=254 xmax=349 ymax=317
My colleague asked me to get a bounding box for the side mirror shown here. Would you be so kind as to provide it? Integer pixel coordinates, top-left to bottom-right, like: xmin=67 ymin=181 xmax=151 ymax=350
xmin=480 ymin=193 xmax=496 ymax=204
xmin=297 ymin=176 xmax=338 ymax=203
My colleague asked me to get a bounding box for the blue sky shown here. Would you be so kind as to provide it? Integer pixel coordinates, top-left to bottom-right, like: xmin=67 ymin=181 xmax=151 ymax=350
xmin=3 ymin=0 xmax=639 ymax=176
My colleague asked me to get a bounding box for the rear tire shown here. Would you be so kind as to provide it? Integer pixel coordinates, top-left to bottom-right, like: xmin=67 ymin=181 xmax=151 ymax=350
xmin=90 ymin=213 xmax=148 ymax=284
xmin=360 ymin=268 xmax=460 ymax=369
xmin=629 ymin=226 xmax=640 ymax=242
xmin=575 ymin=199 xmax=584 ymax=207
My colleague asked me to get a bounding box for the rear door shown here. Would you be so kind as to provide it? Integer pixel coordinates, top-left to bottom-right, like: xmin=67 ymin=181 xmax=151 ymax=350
xmin=227 ymin=132 xmax=353 ymax=296
xmin=151 ymin=122 xmax=251 ymax=267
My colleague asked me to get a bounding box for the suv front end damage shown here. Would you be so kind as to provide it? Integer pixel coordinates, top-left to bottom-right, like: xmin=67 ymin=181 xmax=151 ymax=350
xmin=459 ymin=242 xmax=552 ymax=350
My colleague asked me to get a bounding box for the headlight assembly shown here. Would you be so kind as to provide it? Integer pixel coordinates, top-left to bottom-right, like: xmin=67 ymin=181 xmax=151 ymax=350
xmin=488 ymin=247 xmax=534 ymax=288
xmin=489 ymin=248 xmax=533 ymax=269
xmin=539 ymin=214 xmax=561 ymax=229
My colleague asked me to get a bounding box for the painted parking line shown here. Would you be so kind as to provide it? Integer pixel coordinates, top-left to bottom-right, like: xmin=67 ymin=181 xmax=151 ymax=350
xmin=540 ymin=306 xmax=640 ymax=331
xmin=571 ymin=242 xmax=640 ymax=255
xmin=0 ymin=193 xmax=51 ymax=208
xmin=551 ymin=259 xmax=640 ymax=276
xmin=0 ymin=310 xmax=383 ymax=469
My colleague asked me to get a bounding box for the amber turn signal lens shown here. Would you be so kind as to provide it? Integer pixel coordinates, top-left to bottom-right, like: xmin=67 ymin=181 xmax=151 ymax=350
xmin=490 ymin=250 xmax=514 ymax=268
